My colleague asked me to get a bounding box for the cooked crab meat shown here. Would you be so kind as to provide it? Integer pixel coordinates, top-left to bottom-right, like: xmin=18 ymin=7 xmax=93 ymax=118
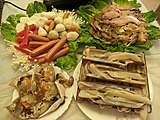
xmin=7 ymin=64 xmax=71 ymax=119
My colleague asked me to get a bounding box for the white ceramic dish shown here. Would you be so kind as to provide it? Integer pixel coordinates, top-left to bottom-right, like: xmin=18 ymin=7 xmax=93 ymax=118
xmin=12 ymin=66 xmax=74 ymax=120
xmin=73 ymin=60 xmax=153 ymax=120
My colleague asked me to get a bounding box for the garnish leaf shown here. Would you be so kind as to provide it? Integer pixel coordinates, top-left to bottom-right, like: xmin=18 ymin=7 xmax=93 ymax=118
xmin=142 ymin=10 xmax=158 ymax=24
xmin=0 ymin=23 xmax=17 ymax=42
xmin=6 ymin=14 xmax=26 ymax=27
xmin=26 ymin=1 xmax=47 ymax=17
xmin=147 ymin=25 xmax=160 ymax=40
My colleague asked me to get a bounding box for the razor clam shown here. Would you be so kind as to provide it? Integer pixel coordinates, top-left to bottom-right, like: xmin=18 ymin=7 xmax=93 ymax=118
xmin=117 ymin=107 xmax=131 ymax=113
xmin=83 ymin=47 xmax=144 ymax=64
xmin=77 ymin=81 xmax=151 ymax=108
xmin=77 ymin=47 xmax=151 ymax=119
xmin=81 ymin=62 xmax=146 ymax=85
xmin=85 ymin=73 xmax=146 ymax=85
xmin=80 ymin=47 xmax=148 ymax=85
xmin=89 ymin=63 xmax=145 ymax=80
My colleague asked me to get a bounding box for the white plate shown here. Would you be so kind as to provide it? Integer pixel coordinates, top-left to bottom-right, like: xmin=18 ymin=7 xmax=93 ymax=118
xmin=73 ymin=60 xmax=153 ymax=120
xmin=12 ymin=66 xmax=74 ymax=120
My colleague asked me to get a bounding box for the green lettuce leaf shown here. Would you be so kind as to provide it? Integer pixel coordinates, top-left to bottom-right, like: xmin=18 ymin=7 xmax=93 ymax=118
xmin=128 ymin=0 xmax=141 ymax=8
xmin=114 ymin=0 xmax=141 ymax=8
xmin=147 ymin=25 xmax=160 ymax=40
xmin=0 ymin=23 xmax=17 ymax=41
xmin=54 ymin=52 xmax=77 ymax=70
xmin=142 ymin=10 xmax=158 ymax=24
xmin=54 ymin=41 xmax=79 ymax=70
xmin=26 ymin=1 xmax=47 ymax=17
xmin=76 ymin=5 xmax=99 ymax=21
xmin=6 ymin=14 xmax=26 ymax=27
xmin=114 ymin=0 xmax=129 ymax=5
xmin=91 ymin=0 xmax=110 ymax=10
xmin=68 ymin=41 xmax=79 ymax=52
xmin=124 ymin=41 xmax=153 ymax=52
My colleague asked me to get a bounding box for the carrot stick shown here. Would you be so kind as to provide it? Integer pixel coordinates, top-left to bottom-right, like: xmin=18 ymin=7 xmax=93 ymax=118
xmin=20 ymin=25 xmax=29 ymax=46
xmin=14 ymin=45 xmax=30 ymax=55
xmin=16 ymin=24 xmax=37 ymax=37
xmin=16 ymin=37 xmax=23 ymax=43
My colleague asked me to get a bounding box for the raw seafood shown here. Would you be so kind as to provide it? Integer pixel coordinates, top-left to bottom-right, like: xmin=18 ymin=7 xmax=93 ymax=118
xmin=77 ymin=47 xmax=151 ymax=120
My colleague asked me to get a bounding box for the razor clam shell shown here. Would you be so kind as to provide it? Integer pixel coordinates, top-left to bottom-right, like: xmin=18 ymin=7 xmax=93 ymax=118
xmin=83 ymin=47 xmax=144 ymax=64
xmin=117 ymin=107 xmax=131 ymax=113
xmin=86 ymin=73 xmax=146 ymax=85
xmin=80 ymin=47 xmax=148 ymax=86
xmin=78 ymin=81 xmax=151 ymax=105
xmin=77 ymin=47 xmax=151 ymax=118
xmin=77 ymin=81 xmax=151 ymax=110
xmin=139 ymin=105 xmax=148 ymax=120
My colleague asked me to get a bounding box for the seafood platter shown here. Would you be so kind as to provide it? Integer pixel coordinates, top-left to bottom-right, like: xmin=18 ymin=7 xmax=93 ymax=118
xmin=0 ymin=0 xmax=160 ymax=119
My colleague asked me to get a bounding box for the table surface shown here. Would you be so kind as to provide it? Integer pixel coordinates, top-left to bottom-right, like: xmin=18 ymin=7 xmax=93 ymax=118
xmin=0 ymin=0 xmax=160 ymax=120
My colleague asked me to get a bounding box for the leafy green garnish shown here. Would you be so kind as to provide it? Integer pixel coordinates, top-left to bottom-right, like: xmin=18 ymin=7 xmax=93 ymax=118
xmin=128 ymin=0 xmax=141 ymax=8
xmin=55 ymin=52 xmax=77 ymax=70
xmin=142 ymin=10 xmax=158 ymax=24
xmin=0 ymin=14 xmax=25 ymax=42
xmin=124 ymin=41 xmax=153 ymax=52
xmin=6 ymin=14 xmax=26 ymax=27
xmin=114 ymin=0 xmax=141 ymax=8
xmin=54 ymin=41 xmax=79 ymax=70
xmin=147 ymin=25 xmax=160 ymax=40
xmin=91 ymin=0 xmax=110 ymax=10
xmin=26 ymin=1 xmax=47 ymax=17
xmin=77 ymin=5 xmax=99 ymax=21
xmin=114 ymin=0 xmax=129 ymax=5
xmin=0 ymin=23 xmax=17 ymax=41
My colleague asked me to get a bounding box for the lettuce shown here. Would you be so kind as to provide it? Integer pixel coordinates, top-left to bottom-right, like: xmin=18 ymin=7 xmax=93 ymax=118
xmin=114 ymin=0 xmax=141 ymax=8
xmin=0 ymin=23 xmax=17 ymax=41
xmin=128 ymin=0 xmax=141 ymax=8
xmin=26 ymin=1 xmax=47 ymax=17
xmin=6 ymin=14 xmax=26 ymax=27
xmin=147 ymin=25 xmax=160 ymax=40
xmin=0 ymin=14 xmax=25 ymax=42
xmin=76 ymin=5 xmax=99 ymax=21
xmin=91 ymin=0 xmax=110 ymax=10
xmin=142 ymin=10 xmax=158 ymax=24
xmin=114 ymin=0 xmax=129 ymax=5
xmin=124 ymin=41 xmax=153 ymax=52
xmin=54 ymin=41 xmax=79 ymax=70
xmin=55 ymin=52 xmax=77 ymax=70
